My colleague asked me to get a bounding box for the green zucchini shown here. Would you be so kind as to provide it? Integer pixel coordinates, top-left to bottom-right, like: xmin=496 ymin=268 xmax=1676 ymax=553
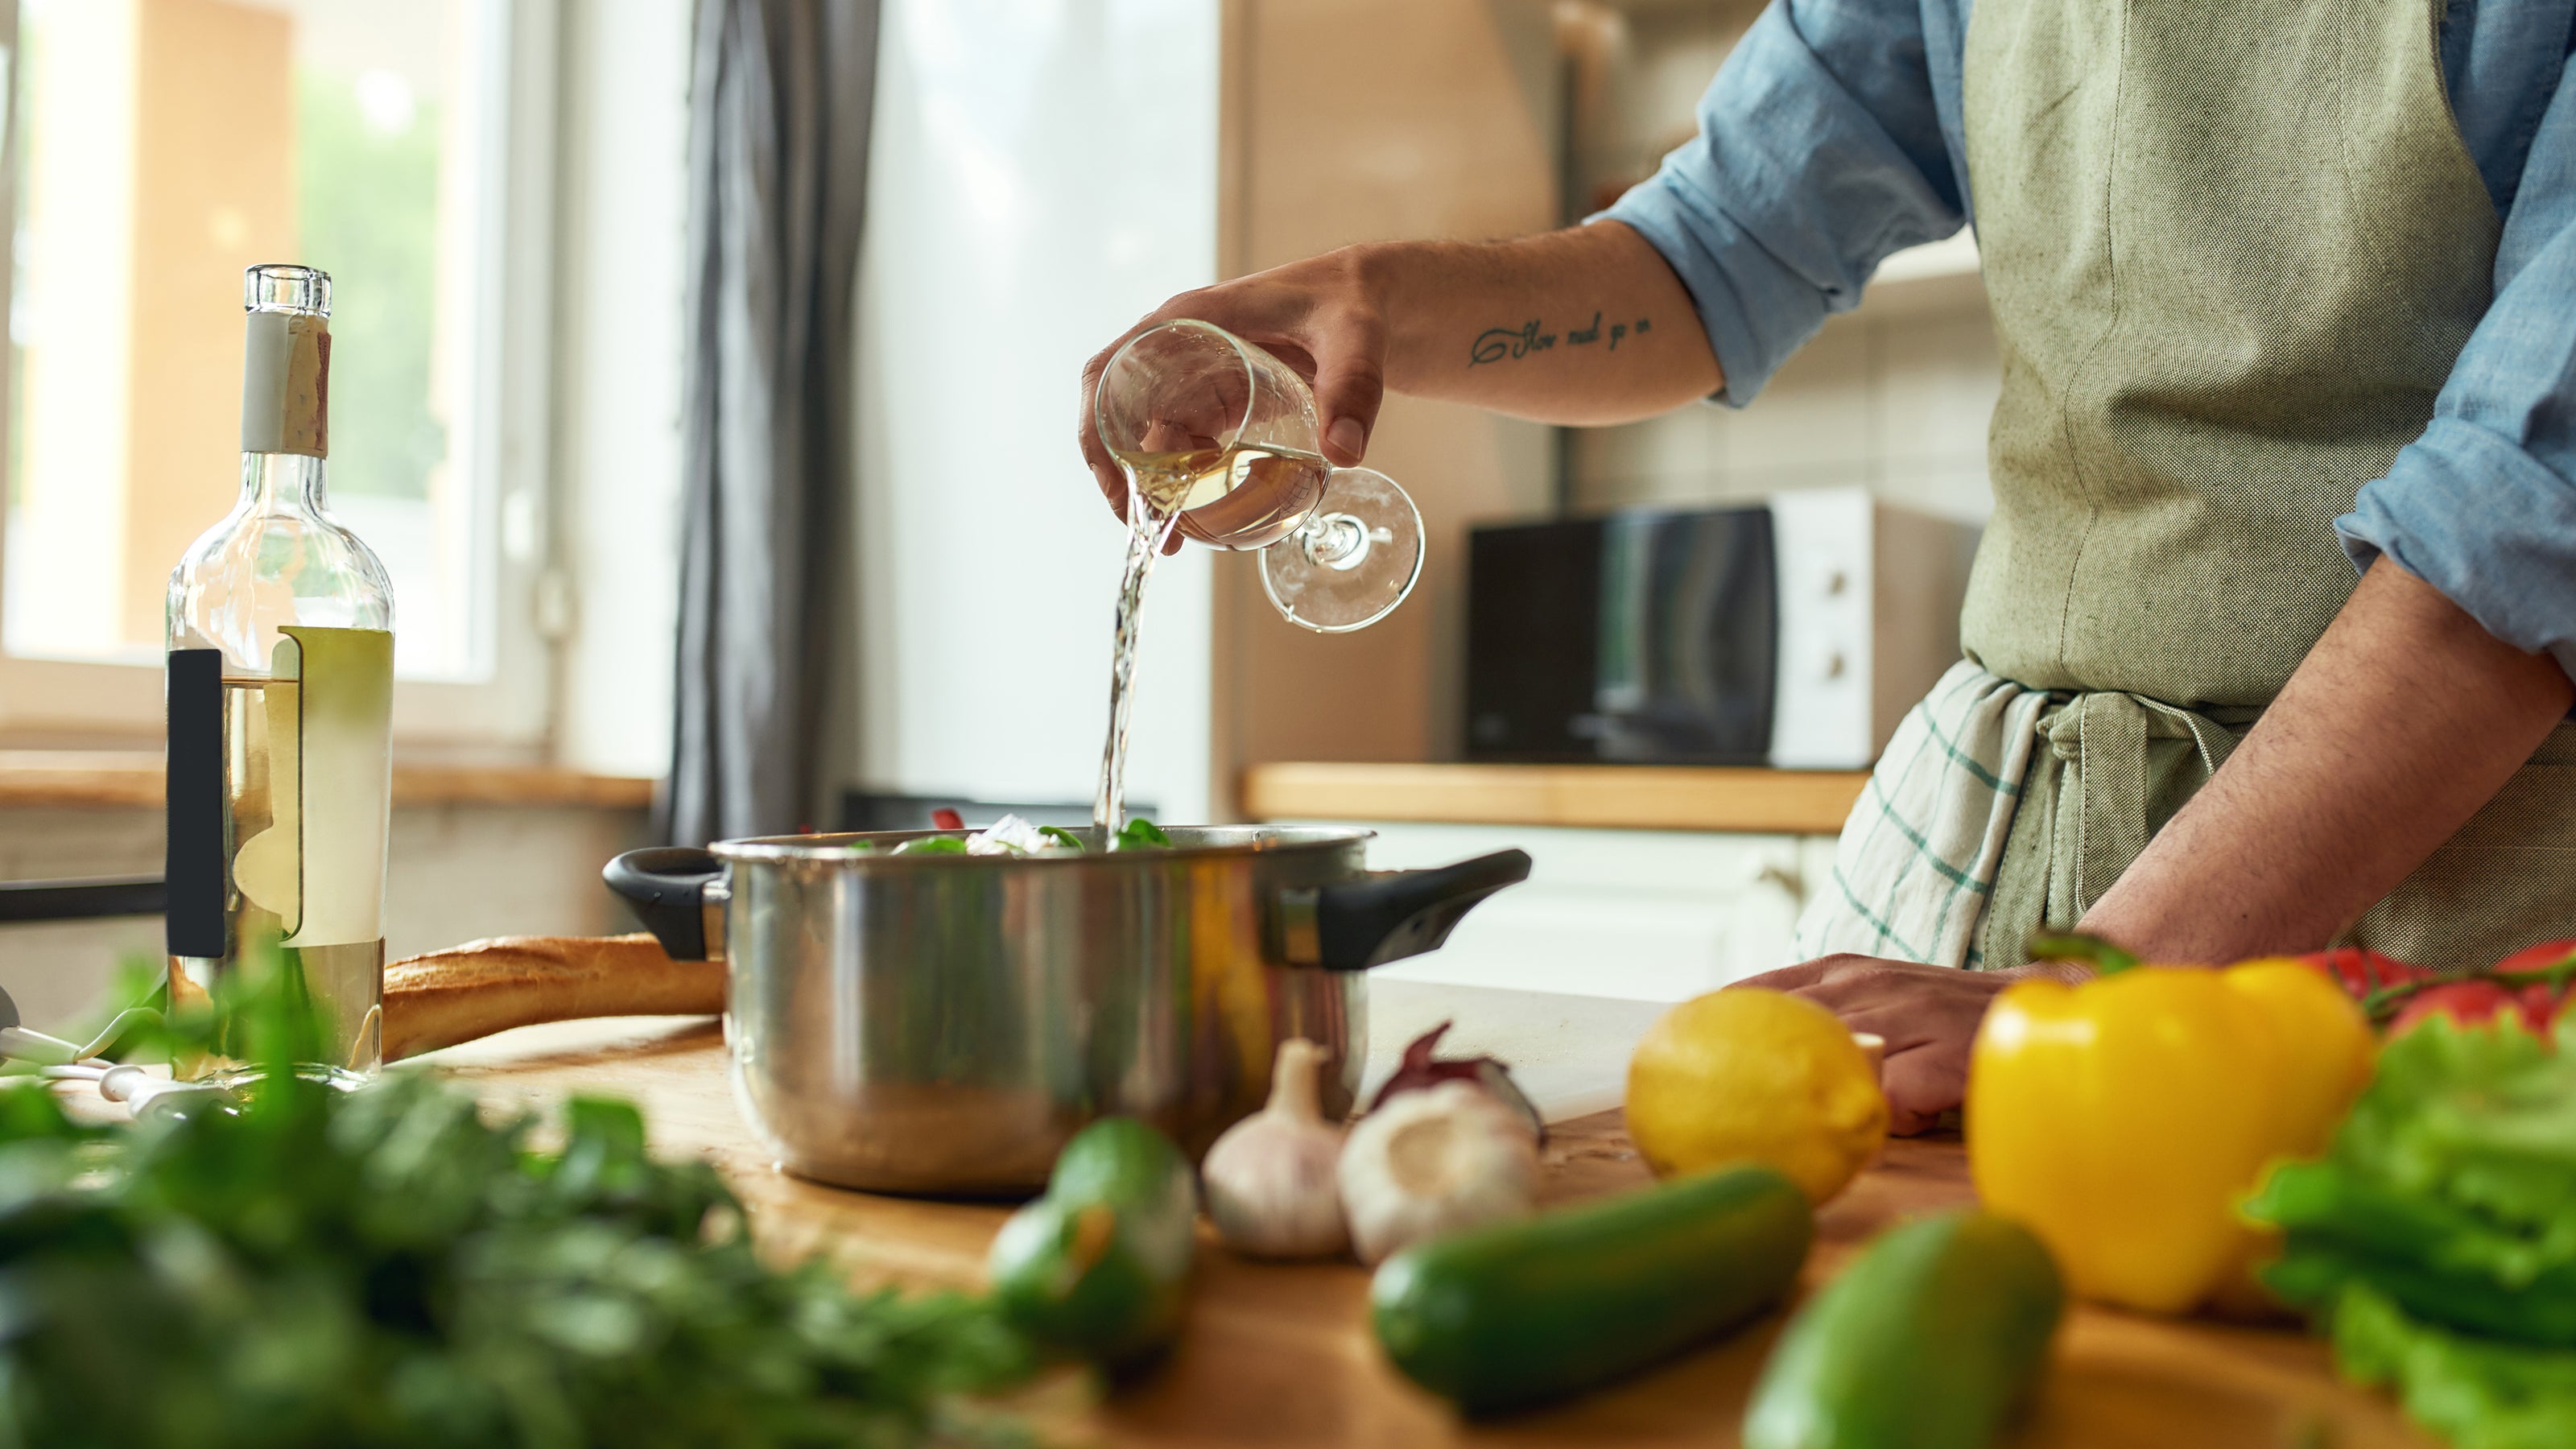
xmin=1371 ymin=1164 xmax=1814 ymax=1415
xmin=987 ymin=1117 xmax=1197 ymax=1367
xmin=1742 ymin=1211 xmax=2063 ymax=1449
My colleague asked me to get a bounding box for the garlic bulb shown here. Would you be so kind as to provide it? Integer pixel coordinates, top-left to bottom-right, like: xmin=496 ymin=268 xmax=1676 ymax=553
xmin=1339 ymin=1080 xmax=1539 ymax=1265
xmin=1202 ymin=1039 xmax=1349 ymax=1259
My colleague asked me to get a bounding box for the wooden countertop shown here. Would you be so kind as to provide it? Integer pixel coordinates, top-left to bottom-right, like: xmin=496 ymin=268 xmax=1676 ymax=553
xmin=0 ymin=750 xmax=655 ymax=811
xmin=1241 ymin=762 xmax=1869 ymax=836
xmin=431 ymin=1019 xmax=2432 ymax=1448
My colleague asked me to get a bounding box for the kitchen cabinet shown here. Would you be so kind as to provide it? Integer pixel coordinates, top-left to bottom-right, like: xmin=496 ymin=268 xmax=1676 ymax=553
xmin=1245 ymin=762 xmax=1868 ymax=995
xmin=1290 ymin=819 xmax=1835 ymax=1000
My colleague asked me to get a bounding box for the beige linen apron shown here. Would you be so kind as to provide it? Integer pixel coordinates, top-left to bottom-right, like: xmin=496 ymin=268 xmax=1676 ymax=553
xmin=1803 ymin=0 xmax=2576 ymax=972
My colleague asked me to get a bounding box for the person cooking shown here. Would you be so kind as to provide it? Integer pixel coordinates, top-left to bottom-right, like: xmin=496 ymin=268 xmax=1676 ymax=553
xmin=1080 ymin=0 xmax=2576 ymax=1133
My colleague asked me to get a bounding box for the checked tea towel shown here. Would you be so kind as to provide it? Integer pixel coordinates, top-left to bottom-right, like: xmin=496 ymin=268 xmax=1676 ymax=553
xmin=1790 ymin=662 xmax=2047 ymax=970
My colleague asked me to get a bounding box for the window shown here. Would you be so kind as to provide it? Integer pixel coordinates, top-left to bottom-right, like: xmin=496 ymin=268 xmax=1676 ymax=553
xmin=0 ymin=0 xmax=554 ymax=746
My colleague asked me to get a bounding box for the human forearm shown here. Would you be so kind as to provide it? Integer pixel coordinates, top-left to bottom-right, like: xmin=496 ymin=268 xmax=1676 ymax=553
xmin=1364 ymin=222 xmax=1722 ymax=425
xmin=1081 ymin=222 xmax=1720 ymax=508
xmin=2079 ymin=559 xmax=2574 ymax=962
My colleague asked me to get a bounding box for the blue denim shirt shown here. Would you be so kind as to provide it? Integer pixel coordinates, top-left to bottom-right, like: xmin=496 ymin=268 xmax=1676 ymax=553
xmin=1604 ymin=0 xmax=2576 ymax=677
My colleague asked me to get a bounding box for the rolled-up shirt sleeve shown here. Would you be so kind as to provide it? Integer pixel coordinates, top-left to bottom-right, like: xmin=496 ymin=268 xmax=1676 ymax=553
xmin=1598 ymin=0 xmax=1968 ymax=406
xmin=2338 ymin=59 xmax=2576 ymax=679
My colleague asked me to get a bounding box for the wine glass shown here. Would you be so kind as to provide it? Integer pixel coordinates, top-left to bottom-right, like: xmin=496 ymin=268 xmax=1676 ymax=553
xmin=1095 ymin=320 xmax=1425 ymax=633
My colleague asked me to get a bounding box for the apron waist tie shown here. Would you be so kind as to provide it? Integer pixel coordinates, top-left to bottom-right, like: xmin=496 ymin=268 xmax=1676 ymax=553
xmin=2037 ymin=691 xmax=2256 ymax=919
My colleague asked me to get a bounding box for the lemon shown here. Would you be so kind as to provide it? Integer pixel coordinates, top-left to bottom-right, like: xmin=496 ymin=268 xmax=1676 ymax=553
xmin=1624 ymin=988 xmax=1888 ymax=1204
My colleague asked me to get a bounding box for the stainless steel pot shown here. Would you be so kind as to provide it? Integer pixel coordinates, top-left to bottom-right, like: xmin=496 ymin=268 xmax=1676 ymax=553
xmin=604 ymin=828 xmax=1527 ymax=1195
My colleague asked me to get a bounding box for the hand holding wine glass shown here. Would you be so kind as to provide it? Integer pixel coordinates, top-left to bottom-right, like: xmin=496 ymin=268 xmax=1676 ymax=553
xmin=1093 ymin=320 xmax=1423 ymax=633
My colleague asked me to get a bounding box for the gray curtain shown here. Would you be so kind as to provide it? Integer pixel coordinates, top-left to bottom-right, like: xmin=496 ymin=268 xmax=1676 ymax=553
xmin=663 ymin=0 xmax=878 ymax=846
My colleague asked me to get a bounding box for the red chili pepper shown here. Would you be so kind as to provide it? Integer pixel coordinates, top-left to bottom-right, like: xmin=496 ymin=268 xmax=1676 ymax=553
xmin=931 ymin=807 xmax=965 ymax=831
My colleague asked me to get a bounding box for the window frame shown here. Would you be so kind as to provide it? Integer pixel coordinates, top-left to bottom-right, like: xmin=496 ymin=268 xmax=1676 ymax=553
xmin=0 ymin=0 xmax=561 ymax=754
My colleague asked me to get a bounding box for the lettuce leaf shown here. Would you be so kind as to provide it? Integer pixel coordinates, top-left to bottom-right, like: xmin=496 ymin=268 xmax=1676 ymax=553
xmin=2334 ymin=1286 xmax=2576 ymax=1449
xmin=2244 ymin=1018 xmax=2576 ymax=1446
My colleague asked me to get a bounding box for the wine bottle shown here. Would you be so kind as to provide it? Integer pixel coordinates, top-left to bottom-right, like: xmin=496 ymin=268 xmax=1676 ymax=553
xmin=164 ymin=264 xmax=396 ymax=1085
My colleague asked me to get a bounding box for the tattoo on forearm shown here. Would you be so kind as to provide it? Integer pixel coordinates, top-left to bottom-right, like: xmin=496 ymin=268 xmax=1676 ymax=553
xmin=1468 ymin=310 xmax=1653 ymax=365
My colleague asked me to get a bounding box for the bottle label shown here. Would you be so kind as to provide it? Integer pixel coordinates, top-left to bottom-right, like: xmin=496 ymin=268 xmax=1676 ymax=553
xmin=231 ymin=627 xmax=393 ymax=946
xmin=164 ymin=649 xmax=227 ymax=959
xmin=240 ymin=312 xmax=330 ymax=456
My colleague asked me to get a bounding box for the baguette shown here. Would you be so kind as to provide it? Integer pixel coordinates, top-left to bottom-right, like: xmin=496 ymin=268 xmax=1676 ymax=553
xmin=382 ymin=934 xmax=724 ymax=1062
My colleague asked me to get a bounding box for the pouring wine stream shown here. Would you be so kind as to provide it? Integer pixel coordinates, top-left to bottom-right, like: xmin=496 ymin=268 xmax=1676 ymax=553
xmin=1092 ymin=442 xmax=1198 ymax=834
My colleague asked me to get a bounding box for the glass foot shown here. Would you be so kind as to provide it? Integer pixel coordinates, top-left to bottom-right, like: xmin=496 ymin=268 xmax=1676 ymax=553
xmin=1259 ymin=468 xmax=1424 ymax=633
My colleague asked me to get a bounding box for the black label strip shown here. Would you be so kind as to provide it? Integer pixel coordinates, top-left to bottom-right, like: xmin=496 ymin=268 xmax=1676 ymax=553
xmin=166 ymin=649 xmax=225 ymax=959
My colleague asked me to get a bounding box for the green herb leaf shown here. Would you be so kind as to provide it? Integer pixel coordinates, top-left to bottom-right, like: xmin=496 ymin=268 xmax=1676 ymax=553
xmin=1116 ymin=818 xmax=1171 ymax=849
xmin=1036 ymin=826 xmax=1085 ymax=851
xmin=2024 ymin=931 xmax=2140 ymax=975
xmin=894 ymin=836 xmax=971 ymax=856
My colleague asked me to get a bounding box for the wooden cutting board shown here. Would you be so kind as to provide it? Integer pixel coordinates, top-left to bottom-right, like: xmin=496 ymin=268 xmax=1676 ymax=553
xmin=424 ymin=1016 xmax=2439 ymax=1449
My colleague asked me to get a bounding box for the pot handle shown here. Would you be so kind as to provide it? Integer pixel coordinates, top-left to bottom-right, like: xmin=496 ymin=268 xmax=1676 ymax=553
xmin=603 ymin=847 xmax=726 ymax=961
xmin=1282 ymin=848 xmax=1533 ymax=972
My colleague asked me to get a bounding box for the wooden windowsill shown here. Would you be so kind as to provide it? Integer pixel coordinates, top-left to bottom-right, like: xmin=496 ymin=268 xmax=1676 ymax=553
xmin=0 ymin=750 xmax=657 ymax=811
xmin=1241 ymin=761 xmax=1868 ymax=836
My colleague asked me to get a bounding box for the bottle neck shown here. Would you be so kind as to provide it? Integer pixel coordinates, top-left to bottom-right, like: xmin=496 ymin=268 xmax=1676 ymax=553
xmin=237 ymin=451 xmax=329 ymax=516
xmin=239 ymin=309 xmax=330 ymax=460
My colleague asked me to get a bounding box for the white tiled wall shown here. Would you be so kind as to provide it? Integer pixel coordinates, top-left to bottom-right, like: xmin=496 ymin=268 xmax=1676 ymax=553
xmin=1561 ymin=0 xmax=2003 ymax=527
xmin=1569 ymin=303 xmax=2001 ymax=525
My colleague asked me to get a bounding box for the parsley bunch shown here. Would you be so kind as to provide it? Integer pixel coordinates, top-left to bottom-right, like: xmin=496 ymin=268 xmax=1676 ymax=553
xmin=0 ymin=962 xmax=1035 ymax=1448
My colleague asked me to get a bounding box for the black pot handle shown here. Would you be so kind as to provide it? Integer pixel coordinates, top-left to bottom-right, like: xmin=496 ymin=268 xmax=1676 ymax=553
xmin=1283 ymin=848 xmax=1532 ymax=972
xmin=603 ymin=848 xmax=724 ymax=961
xmin=0 ymin=875 xmax=167 ymax=923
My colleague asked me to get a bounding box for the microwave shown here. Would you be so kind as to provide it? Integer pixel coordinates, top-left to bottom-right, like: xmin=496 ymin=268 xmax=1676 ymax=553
xmin=1464 ymin=489 xmax=1982 ymax=770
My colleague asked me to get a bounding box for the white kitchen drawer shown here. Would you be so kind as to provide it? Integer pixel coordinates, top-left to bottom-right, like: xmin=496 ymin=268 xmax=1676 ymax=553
xmin=1299 ymin=821 xmax=1831 ymax=1002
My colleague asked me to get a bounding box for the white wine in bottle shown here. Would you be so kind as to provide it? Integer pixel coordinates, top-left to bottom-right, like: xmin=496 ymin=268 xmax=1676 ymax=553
xmin=164 ymin=264 xmax=396 ymax=1085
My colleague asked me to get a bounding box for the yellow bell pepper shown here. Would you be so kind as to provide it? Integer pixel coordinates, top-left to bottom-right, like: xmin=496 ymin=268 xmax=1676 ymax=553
xmin=1967 ymin=951 xmax=2375 ymax=1315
